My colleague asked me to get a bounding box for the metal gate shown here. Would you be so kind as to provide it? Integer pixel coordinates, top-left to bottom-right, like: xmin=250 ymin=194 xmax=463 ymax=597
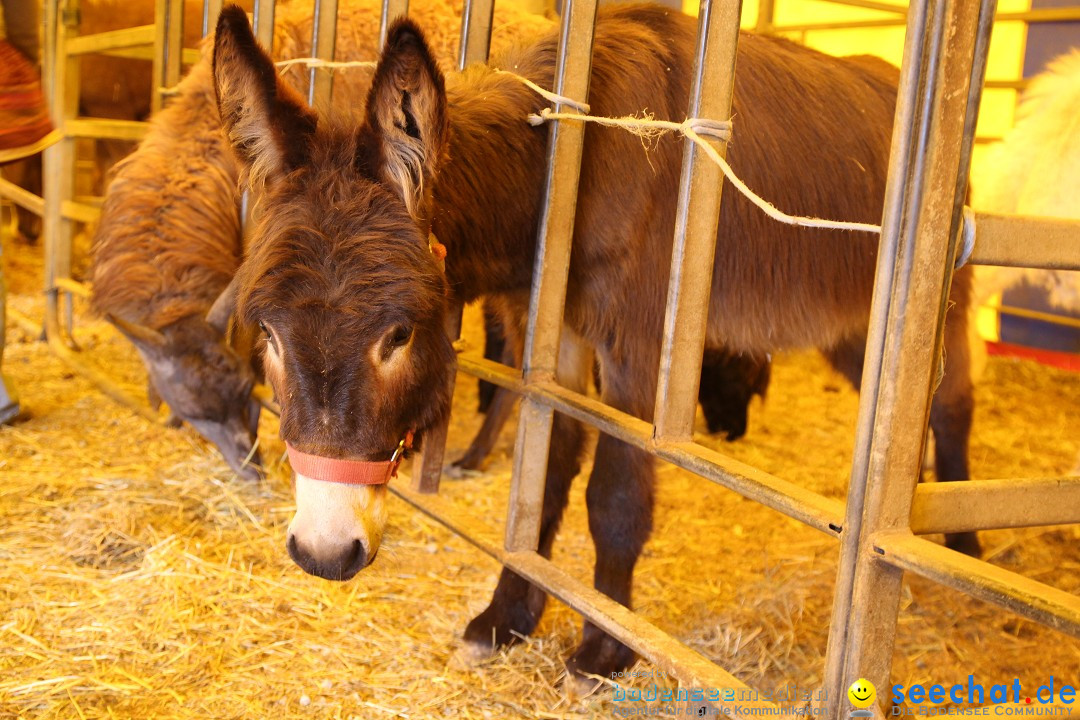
xmin=2 ymin=0 xmax=1080 ymax=715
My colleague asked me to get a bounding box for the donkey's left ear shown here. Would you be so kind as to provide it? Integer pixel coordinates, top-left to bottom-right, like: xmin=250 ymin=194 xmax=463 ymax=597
xmin=213 ymin=5 xmax=318 ymax=193
xmin=366 ymin=19 xmax=449 ymax=220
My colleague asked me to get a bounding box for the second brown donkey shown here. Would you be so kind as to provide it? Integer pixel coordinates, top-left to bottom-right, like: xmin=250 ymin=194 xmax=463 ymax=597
xmin=212 ymin=4 xmax=976 ymax=681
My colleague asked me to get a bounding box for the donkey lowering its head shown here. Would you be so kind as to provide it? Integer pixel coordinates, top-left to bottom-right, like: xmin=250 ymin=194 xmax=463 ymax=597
xmin=213 ymin=4 xmax=976 ymax=682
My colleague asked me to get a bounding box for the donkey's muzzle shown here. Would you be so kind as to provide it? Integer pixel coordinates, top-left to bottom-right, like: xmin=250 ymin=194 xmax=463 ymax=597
xmin=287 ymin=534 xmax=369 ymax=581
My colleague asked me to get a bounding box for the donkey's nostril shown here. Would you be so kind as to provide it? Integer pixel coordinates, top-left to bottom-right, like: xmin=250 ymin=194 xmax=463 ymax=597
xmin=340 ymin=539 xmax=368 ymax=579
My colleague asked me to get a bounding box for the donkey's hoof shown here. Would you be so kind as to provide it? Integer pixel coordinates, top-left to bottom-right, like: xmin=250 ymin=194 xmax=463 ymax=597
xmin=563 ymin=669 xmax=608 ymax=702
xmin=945 ymin=531 xmax=982 ymax=557
xmin=451 ymin=639 xmax=496 ymax=669
xmin=565 ymin=633 xmax=636 ymax=696
xmin=463 ymin=600 xmax=540 ymax=651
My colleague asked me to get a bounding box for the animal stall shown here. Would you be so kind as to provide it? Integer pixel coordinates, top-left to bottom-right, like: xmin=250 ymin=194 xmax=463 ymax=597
xmin=1 ymin=0 xmax=1079 ymax=718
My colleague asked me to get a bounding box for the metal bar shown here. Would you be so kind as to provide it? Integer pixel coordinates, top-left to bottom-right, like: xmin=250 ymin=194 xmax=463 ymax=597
xmin=459 ymin=354 xmax=845 ymax=535
xmin=390 ymin=480 xmax=777 ymax=711
xmin=825 ymin=0 xmax=997 ymax=714
xmin=252 ymin=383 xmax=281 ymax=415
xmin=822 ymin=0 xmax=907 ymax=13
xmin=874 ymin=532 xmax=1080 ymax=638
xmin=65 ymin=25 xmax=155 ymax=55
xmin=203 ymin=0 xmax=224 ymax=37
xmin=457 ymin=0 xmax=494 ymax=69
xmin=771 ymin=6 xmax=1080 ymax=33
xmin=65 ymin=118 xmax=150 ymax=141
xmin=378 ymin=0 xmax=410 ymax=50
xmin=755 ymin=0 xmax=775 ymax=33
xmin=254 ymin=0 xmax=277 ymax=49
xmin=970 ymin=212 xmax=1080 ymax=270
xmin=151 ymin=0 xmax=185 ymax=112
xmin=61 ymin=200 xmax=102 ymax=224
xmin=406 ymin=0 xmax=492 ymax=494
xmin=409 ymin=305 xmax=463 ymax=494
xmin=43 ymin=0 xmax=81 ymax=346
xmin=54 ymin=278 xmax=91 ymax=299
xmin=653 ymin=0 xmax=742 ymax=443
xmin=504 ymin=0 xmax=597 ymax=553
xmin=0 ymin=178 xmax=46 ymax=216
xmin=986 ymin=303 xmax=1080 ymax=331
xmin=911 ymin=477 xmax=1080 ymax=533
xmin=308 ymin=0 xmax=340 ymax=114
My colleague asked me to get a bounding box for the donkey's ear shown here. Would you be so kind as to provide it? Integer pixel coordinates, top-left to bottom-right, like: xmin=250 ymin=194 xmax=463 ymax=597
xmin=365 ymin=20 xmax=449 ymax=220
xmin=213 ymin=5 xmax=318 ymax=191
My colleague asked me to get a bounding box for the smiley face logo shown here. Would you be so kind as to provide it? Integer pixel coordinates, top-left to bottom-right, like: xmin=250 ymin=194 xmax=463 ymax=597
xmin=848 ymin=678 xmax=876 ymax=709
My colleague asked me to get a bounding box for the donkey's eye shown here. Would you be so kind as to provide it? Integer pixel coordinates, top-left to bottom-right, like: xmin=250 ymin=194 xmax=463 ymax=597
xmin=389 ymin=325 xmax=413 ymax=348
xmin=381 ymin=325 xmax=413 ymax=362
xmin=258 ymin=321 xmax=276 ymax=350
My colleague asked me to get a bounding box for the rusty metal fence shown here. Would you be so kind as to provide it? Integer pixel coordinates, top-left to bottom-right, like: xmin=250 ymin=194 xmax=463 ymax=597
xmin=2 ymin=0 xmax=1080 ymax=715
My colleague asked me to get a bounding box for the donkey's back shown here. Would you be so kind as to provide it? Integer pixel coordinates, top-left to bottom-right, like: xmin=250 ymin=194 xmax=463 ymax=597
xmin=495 ymin=5 xmax=903 ymax=358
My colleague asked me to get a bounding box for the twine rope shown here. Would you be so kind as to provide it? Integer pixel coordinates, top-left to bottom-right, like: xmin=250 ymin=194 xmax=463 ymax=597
xmin=274 ymin=57 xmax=378 ymax=72
xmin=528 ymin=106 xmax=883 ymax=235
xmin=256 ymin=61 xmax=988 ymax=246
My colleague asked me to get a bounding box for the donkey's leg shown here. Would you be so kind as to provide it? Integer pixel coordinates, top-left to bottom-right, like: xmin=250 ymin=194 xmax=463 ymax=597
xmin=462 ymin=330 xmax=591 ymax=655
xmin=565 ymin=432 xmax=654 ymax=683
xmin=564 ymin=350 xmax=657 ymax=685
xmin=931 ymin=268 xmax=978 ymax=556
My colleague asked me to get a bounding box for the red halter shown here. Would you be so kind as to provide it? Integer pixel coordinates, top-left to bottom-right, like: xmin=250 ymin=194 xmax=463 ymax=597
xmin=287 ymin=431 xmax=414 ymax=486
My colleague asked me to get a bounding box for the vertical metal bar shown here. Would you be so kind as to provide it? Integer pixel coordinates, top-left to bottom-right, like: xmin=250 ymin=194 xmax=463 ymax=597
xmin=504 ymin=0 xmax=598 ymax=553
xmin=409 ymin=304 xmax=462 ymax=494
xmin=409 ymin=0 xmax=493 ymax=494
xmin=822 ymin=0 xmax=996 ymax=715
xmin=755 ymin=0 xmax=776 ymax=34
xmin=42 ymin=0 xmax=80 ymax=344
xmin=152 ymin=0 xmax=184 ymax=112
xmin=203 ymin=0 xmax=224 ymax=37
xmin=379 ymin=0 xmax=410 ymax=51
xmin=457 ymin=0 xmax=494 ymax=69
xmin=254 ymin=0 xmax=277 ymax=50
xmin=307 ymin=0 xmax=339 ymax=114
xmin=651 ymin=0 xmax=742 ymax=443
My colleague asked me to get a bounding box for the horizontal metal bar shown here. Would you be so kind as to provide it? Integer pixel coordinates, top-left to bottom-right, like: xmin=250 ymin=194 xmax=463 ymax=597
xmin=252 ymin=383 xmax=280 ymax=415
xmin=0 ymin=129 xmax=62 ymax=164
xmin=65 ymin=25 xmax=155 ymax=55
xmin=772 ymin=6 xmax=1080 ymax=33
xmin=911 ymin=477 xmax=1080 ymax=534
xmin=99 ymin=45 xmax=200 ymax=64
xmin=457 ymin=355 xmax=845 ymax=536
xmin=0 ymin=177 xmax=45 ymax=216
xmin=65 ymin=118 xmax=149 ymax=141
xmin=821 ymin=0 xmax=906 ymax=13
xmin=984 ymin=79 xmax=1029 ymax=90
xmin=987 ymin=303 xmax=1080 ymax=331
xmin=970 ymin=211 xmax=1080 ymax=270
xmin=390 ymin=480 xmax=775 ymax=709
xmin=61 ymin=200 xmax=101 ymax=224
xmin=873 ymin=532 xmax=1080 ymax=639
xmin=54 ymin=277 xmax=91 ymax=299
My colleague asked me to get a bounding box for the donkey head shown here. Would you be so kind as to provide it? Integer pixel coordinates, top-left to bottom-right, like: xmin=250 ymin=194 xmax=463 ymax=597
xmin=108 ymin=293 xmax=262 ymax=480
xmin=213 ymin=6 xmax=455 ymax=580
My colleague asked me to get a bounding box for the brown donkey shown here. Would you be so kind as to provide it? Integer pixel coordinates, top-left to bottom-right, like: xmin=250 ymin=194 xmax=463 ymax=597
xmin=213 ymin=4 xmax=976 ymax=681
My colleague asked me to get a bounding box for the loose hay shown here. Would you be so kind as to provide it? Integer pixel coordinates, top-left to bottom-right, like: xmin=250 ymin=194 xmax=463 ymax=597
xmin=1 ymin=288 xmax=1079 ymax=718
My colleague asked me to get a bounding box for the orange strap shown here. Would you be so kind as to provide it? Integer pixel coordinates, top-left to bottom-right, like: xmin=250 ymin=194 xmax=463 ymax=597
xmin=286 ymin=431 xmax=413 ymax=486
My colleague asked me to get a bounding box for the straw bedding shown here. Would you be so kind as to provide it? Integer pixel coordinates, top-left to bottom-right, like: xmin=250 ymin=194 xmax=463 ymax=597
xmin=1 ymin=285 xmax=1078 ymax=718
